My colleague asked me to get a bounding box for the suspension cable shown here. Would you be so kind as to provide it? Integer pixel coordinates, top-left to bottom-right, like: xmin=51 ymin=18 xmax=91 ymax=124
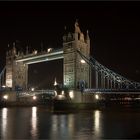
xmin=77 ymin=49 xmax=140 ymax=89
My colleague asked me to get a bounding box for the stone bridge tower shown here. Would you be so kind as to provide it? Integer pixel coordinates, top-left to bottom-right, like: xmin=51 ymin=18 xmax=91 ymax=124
xmin=63 ymin=21 xmax=91 ymax=90
xmin=6 ymin=43 xmax=28 ymax=90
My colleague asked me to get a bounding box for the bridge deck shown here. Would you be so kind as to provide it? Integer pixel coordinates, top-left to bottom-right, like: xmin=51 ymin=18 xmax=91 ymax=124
xmin=16 ymin=49 xmax=63 ymax=64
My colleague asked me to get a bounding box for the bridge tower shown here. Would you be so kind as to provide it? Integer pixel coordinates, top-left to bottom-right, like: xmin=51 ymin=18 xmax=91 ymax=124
xmin=6 ymin=43 xmax=28 ymax=90
xmin=63 ymin=21 xmax=91 ymax=90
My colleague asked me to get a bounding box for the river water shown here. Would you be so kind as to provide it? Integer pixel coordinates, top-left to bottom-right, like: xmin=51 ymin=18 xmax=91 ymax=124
xmin=0 ymin=106 xmax=140 ymax=139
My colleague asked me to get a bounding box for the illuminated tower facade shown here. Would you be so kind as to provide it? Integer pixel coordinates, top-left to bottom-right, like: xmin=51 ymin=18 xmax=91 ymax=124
xmin=5 ymin=43 xmax=16 ymax=88
xmin=6 ymin=43 xmax=28 ymax=90
xmin=63 ymin=21 xmax=91 ymax=89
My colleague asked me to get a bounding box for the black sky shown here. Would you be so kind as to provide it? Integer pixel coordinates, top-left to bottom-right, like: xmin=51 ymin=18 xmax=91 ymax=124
xmin=0 ymin=1 xmax=140 ymax=88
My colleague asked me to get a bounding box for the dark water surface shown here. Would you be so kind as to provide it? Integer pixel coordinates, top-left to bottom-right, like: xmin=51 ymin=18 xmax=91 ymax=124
xmin=0 ymin=107 xmax=140 ymax=139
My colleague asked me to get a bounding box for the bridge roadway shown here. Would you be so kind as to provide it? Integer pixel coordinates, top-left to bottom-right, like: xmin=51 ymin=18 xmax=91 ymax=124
xmin=18 ymin=88 xmax=140 ymax=97
xmin=18 ymin=90 xmax=55 ymax=97
xmin=14 ymin=89 xmax=140 ymax=103
xmin=15 ymin=48 xmax=63 ymax=64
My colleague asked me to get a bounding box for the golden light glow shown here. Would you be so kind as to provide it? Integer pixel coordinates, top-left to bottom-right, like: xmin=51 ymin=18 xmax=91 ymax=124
xmin=33 ymin=96 xmax=37 ymax=100
xmin=95 ymin=94 xmax=99 ymax=100
xmin=31 ymin=88 xmax=35 ymax=91
xmin=80 ymin=59 xmax=86 ymax=64
xmin=3 ymin=95 xmax=8 ymax=100
xmin=47 ymin=48 xmax=53 ymax=53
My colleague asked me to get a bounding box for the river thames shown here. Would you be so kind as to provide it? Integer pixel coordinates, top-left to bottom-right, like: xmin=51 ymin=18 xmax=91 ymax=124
xmin=0 ymin=106 xmax=140 ymax=139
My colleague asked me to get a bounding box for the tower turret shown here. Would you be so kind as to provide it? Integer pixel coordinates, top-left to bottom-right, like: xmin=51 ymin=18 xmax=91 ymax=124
xmin=86 ymin=30 xmax=90 ymax=55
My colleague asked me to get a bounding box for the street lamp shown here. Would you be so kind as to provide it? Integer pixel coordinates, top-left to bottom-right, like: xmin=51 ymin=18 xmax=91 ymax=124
xmin=80 ymin=59 xmax=86 ymax=64
xmin=2 ymin=85 xmax=6 ymax=88
xmin=3 ymin=95 xmax=8 ymax=100
xmin=31 ymin=88 xmax=35 ymax=91
xmin=33 ymin=95 xmax=37 ymax=100
xmin=95 ymin=94 xmax=99 ymax=100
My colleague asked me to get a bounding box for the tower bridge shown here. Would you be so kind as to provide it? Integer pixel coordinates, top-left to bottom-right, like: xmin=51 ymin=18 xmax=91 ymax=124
xmin=3 ymin=21 xmax=91 ymax=91
xmin=0 ymin=20 xmax=140 ymax=96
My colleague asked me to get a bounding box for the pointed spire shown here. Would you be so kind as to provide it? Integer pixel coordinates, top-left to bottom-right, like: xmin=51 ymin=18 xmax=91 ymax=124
xmin=63 ymin=26 xmax=67 ymax=42
xmin=12 ymin=42 xmax=16 ymax=55
xmin=26 ymin=46 xmax=29 ymax=55
xmin=75 ymin=19 xmax=81 ymax=33
xmin=86 ymin=30 xmax=90 ymax=40
xmin=64 ymin=25 xmax=67 ymax=35
xmin=13 ymin=42 xmax=15 ymax=47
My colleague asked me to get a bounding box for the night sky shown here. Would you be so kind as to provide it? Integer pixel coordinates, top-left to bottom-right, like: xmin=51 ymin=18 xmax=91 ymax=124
xmin=0 ymin=2 xmax=140 ymax=89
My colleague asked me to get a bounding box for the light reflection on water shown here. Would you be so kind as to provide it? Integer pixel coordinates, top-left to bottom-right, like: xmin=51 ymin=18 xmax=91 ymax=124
xmin=94 ymin=110 xmax=101 ymax=138
xmin=1 ymin=108 xmax=8 ymax=139
xmin=31 ymin=106 xmax=38 ymax=139
xmin=50 ymin=110 xmax=102 ymax=140
xmin=0 ymin=107 xmax=140 ymax=139
xmin=51 ymin=114 xmax=76 ymax=140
